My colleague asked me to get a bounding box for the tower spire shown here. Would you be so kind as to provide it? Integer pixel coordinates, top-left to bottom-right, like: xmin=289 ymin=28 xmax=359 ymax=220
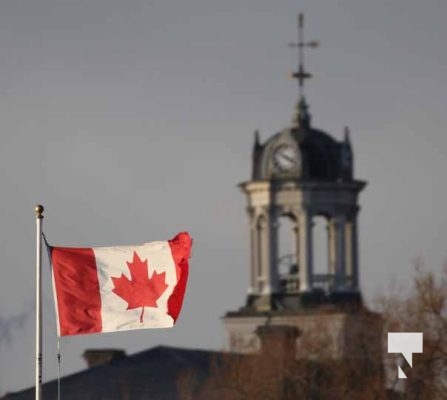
xmin=289 ymin=13 xmax=319 ymax=127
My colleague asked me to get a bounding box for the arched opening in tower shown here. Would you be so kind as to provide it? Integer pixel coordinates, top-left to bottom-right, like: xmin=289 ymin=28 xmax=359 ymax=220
xmin=277 ymin=215 xmax=299 ymax=293
xmin=312 ymin=216 xmax=330 ymax=292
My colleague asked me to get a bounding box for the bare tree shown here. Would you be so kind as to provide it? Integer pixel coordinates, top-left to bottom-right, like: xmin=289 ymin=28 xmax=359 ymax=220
xmin=177 ymin=264 xmax=447 ymax=400
xmin=178 ymin=323 xmax=385 ymax=399
xmin=380 ymin=262 xmax=447 ymax=399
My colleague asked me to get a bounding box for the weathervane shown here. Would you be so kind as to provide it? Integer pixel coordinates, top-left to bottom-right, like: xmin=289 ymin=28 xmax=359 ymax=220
xmin=289 ymin=13 xmax=319 ymax=101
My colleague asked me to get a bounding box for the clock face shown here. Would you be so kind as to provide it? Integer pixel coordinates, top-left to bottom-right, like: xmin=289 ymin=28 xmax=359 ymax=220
xmin=273 ymin=145 xmax=299 ymax=172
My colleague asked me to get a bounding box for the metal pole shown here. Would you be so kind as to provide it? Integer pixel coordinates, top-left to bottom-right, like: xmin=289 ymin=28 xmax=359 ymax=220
xmin=35 ymin=205 xmax=44 ymax=400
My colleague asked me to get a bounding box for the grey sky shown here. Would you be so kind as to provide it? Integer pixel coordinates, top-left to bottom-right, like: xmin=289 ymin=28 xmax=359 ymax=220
xmin=0 ymin=0 xmax=446 ymax=394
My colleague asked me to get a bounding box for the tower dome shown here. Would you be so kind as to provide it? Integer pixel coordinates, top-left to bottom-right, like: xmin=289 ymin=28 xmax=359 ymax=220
xmin=252 ymin=98 xmax=353 ymax=182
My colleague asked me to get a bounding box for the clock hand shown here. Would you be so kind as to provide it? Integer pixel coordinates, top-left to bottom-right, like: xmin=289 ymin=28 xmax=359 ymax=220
xmin=280 ymin=153 xmax=296 ymax=164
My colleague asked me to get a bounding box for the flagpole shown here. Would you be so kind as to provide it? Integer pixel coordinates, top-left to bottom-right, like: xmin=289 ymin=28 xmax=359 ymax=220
xmin=35 ymin=205 xmax=44 ymax=400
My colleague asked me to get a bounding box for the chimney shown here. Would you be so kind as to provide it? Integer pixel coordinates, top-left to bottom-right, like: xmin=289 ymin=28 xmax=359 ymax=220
xmin=256 ymin=325 xmax=300 ymax=360
xmin=83 ymin=349 xmax=126 ymax=368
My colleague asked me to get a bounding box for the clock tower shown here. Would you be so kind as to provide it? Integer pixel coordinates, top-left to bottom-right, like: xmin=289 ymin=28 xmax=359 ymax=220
xmin=224 ymin=14 xmax=382 ymax=361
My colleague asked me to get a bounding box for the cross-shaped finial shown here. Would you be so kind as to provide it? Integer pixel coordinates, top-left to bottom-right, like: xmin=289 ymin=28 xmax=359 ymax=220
xmin=289 ymin=13 xmax=319 ymax=100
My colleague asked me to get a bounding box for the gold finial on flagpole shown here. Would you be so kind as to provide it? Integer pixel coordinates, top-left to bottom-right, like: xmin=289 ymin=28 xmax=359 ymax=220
xmin=35 ymin=204 xmax=44 ymax=219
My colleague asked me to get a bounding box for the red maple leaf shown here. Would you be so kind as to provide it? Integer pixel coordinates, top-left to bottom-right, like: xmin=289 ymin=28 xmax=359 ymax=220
xmin=112 ymin=251 xmax=168 ymax=323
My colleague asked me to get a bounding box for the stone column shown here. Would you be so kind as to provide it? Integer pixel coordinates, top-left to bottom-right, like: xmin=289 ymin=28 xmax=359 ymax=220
xmin=334 ymin=215 xmax=346 ymax=291
xmin=293 ymin=223 xmax=300 ymax=271
xmin=344 ymin=217 xmax=353 ymax=290
xmin=351 ymin=215 xmax=359 ymax=290
xmin=248 ymin=209 xmax=257 ymax=294
xmin=268 ymin=208 xmax=280 ymax=293
xmin=299 ymin=210 xmax=313 ymax=292
xmin=258 ymin=213 xmax=269 ymax=294
xmin=327 ymin=218 xmax=336 ymax=277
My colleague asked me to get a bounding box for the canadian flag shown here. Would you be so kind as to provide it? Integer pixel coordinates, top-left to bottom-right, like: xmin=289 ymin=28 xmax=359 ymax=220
xmin=49 ymin=232 xmax=192 ymax=336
